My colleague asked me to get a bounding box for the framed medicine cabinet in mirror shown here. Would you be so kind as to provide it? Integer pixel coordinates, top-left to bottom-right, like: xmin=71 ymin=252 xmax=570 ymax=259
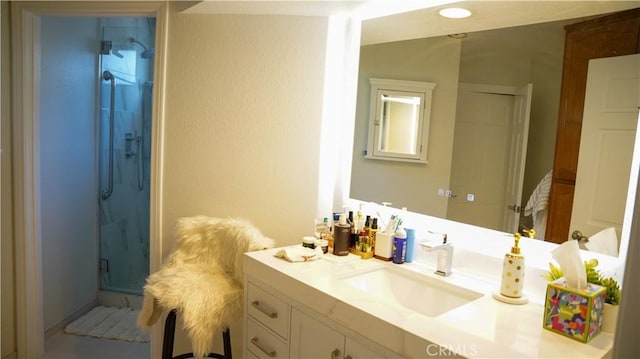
xmin=366 ymin=78 xmax=435 ymax=163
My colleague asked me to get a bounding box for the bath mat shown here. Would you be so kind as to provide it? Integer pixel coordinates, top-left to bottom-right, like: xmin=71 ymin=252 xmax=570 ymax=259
xmin=64 ymin=306 xmax=149 ymax=343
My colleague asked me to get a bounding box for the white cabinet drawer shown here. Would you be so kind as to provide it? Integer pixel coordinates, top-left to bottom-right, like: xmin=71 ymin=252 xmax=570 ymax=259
xmin=247 ymin=318 xmax=288 ymax=359
xmin=247 ymin=282 xmax=289 ymax=338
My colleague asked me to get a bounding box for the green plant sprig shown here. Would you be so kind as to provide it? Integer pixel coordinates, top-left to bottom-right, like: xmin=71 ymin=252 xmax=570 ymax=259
xmin=599 ymin=277 xmax=621 ymax=305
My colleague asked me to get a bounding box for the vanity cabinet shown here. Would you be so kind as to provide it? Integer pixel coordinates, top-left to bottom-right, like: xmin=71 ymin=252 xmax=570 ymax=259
xmin=246 ymin=282 xmax=290 ymax=359
xmin=290 ymin=308 xmax=385 ymax=359
xmin=244 ymin=278 xmax=400 ymax=359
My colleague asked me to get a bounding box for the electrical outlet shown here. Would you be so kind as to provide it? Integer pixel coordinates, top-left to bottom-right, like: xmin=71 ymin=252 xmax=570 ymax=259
xmin=437 ymin=188 xmax=445 ymax=196
xmin=467 ymin=193 xmax=475 ymax=202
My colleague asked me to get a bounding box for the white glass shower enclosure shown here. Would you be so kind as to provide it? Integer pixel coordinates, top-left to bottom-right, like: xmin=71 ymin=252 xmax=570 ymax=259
xmin=98 ymin=18 xmax=155 ymax=295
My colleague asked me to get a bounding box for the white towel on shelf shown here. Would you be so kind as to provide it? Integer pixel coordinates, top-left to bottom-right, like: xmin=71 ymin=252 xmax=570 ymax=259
xmin=524 ymin=170 xmax=552 ymax=240
xmin=274 ymin=245 xmax=324 ymax=262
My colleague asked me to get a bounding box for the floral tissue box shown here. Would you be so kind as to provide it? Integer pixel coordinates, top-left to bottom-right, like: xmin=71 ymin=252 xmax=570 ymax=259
xmin=543 ymin=278 xmax=606 ymax=343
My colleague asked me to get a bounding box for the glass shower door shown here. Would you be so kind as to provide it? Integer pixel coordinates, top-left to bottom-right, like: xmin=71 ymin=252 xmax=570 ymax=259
xmin=98 ymin=18 xmax=154 ymax=295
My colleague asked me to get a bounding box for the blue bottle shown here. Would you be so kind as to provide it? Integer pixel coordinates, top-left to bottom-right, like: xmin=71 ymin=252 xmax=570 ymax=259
xmin=404 ymin=228 xmax=416 ymax=262
xmin=392 ymin=227 xmax=407 ymax=264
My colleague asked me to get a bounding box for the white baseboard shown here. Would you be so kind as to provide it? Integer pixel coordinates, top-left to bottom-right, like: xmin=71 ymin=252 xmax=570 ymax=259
xmin=44 ymin=299 xmax=98 ymax=340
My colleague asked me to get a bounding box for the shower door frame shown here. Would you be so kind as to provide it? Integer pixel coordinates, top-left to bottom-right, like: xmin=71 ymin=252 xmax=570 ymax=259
xmin=10 ymin=2 xmax=168 ymax=358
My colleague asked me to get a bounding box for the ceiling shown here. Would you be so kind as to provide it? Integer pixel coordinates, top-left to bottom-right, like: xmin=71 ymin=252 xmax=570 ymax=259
xmin=186 ymin=1 xmax=639 ymax=45
xmin=184 ymin=0 xmax=367 ymax=16
xmin=361 ymin=1 xmax=640 ymax=45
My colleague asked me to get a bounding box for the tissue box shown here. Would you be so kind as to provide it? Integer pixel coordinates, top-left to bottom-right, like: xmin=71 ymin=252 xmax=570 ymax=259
xmin=543 ymin=278 xmax=606 ymax=343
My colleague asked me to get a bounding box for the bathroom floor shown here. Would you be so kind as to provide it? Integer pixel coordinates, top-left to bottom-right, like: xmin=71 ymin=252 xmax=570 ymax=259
xmin=43 ymin=332 xmax=150 ymax=359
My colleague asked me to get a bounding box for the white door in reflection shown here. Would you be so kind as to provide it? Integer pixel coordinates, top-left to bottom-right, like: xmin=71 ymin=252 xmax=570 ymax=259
xmin=447 ymin=84 xmax=532 ymax=233
xmin=571 ymin=54 xmax=640 ymax=249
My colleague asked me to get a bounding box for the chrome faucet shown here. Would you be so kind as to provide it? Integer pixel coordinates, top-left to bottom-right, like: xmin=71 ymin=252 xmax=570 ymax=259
xmin=420 ymin=234 xmax=454 ymax=277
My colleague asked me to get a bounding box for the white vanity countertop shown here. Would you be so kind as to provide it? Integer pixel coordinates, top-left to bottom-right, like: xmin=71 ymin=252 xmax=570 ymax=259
xmin=245 ymin=246 xmax=614 ymax=358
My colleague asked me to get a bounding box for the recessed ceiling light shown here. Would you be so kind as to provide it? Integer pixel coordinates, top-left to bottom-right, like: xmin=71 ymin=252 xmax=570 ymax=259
xmin=439 ymin=7 xmax=472 ymax=19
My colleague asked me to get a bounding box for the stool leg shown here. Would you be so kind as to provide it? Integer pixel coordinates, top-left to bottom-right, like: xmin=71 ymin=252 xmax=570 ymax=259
xmin=162 ymin=309 xmax=178 ymax=359
xmin=222 ymin=328 xmax=232 ymax=359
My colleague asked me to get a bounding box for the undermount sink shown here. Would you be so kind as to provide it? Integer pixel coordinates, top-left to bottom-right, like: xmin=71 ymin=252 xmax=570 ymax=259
xmin=339 ymin=266 xmax=483 ymax=317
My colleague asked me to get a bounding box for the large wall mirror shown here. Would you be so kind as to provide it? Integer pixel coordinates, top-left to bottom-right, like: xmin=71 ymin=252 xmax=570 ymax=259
xmin=349 ymin=1 xmax=640 ymax=260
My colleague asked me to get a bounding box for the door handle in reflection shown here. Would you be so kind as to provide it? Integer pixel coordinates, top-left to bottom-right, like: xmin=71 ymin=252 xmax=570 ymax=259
xmin=571 ymin=230 xmax=589 ymax=242
xmin=508 ymin=204 xmax=521 ymax=213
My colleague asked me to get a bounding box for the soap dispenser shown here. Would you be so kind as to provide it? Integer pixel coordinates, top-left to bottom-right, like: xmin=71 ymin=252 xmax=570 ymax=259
xmin=493 ymin=233 xmax=528 ymax=304
xmin=333 ymin=214 xmax=351 ymax=256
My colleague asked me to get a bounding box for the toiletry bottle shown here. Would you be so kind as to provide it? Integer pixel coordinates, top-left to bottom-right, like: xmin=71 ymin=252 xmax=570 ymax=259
xmin=354 ymin=209 xmax=364 ymax=234
xmin=404 ymin=228 xmax=416 ymax=262
xmin=333 ymin=214 xmax=351 ymax=256
xmin=319 ymin=217 xmax=333 ymax=251
xmin=392 ymin=227 xmax=407 ymax=264
xmin=326 ymin=227 xmax=334 ymax=253
xmin=356 ymin=204 xmax=364 ymax=229
xmin=369 ymin=218 xmax=378 ymax=254
xmin=358 ymin=230 xmax=373 ymax=259
xmin=349 ymin=211 xmax=357 ymax=249
xmin=500 ymin=233 xmax=525 ymax=298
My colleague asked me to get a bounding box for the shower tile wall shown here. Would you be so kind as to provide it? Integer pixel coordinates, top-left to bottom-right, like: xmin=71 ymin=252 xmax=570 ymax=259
xmin=99 ymin=18 xmax=154 ymax=295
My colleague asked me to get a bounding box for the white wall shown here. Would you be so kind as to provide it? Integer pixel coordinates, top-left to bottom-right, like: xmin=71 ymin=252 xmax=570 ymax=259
xmin=40 ymin=17 xmax=99 ymax=331
xmin=351 ymin=36 xmax=462 ymax=217
xmin=163 ymin=7 xmax=331 ymax=355
xmin=163 ymin=10 xmax=330 ymax=248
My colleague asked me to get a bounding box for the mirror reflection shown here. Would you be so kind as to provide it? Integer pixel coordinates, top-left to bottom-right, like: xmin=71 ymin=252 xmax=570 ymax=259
xmin=350 ymin=5 xmax=639 ymax=258
xmin=377 ymin=93 xmax=421 ymax=154
xmin=366 ymin=78 xmax=435 ymax=163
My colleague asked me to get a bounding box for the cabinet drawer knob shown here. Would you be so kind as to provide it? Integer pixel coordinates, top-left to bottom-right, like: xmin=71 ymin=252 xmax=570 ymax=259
xmin=251 ymin=300 xmax=278 ymax=318
xmin=251 ymin=337 xmax=277 ymax=358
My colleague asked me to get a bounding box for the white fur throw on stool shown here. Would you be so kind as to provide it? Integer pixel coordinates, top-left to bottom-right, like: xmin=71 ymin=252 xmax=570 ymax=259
xmin=137 ymin=216 xmax=274 ymax=358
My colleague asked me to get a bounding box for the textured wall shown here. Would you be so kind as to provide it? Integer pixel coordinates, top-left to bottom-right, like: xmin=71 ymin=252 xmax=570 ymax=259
xmin=163 ymin=11 xmax=329 ymax=250
xmin=162 ymin=8 xmax=331 ymax=355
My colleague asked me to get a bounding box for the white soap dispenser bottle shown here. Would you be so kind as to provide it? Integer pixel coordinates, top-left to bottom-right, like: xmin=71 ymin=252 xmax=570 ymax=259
xmin=493 ymin=233 xmax=528 ymax=304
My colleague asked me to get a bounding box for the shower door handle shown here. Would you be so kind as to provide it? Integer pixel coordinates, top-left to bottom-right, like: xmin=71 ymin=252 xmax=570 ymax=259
xmin=101 ymin=70 xmax=115 ymax=200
